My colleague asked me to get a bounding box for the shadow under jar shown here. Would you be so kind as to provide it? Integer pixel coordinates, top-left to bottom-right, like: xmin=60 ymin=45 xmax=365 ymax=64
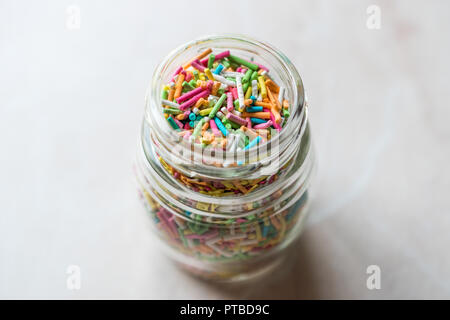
xmin=135 ymin=35 xmax=315 ymax=281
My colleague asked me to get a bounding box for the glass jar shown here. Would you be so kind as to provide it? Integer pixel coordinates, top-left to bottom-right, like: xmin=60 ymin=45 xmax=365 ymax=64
xmin=135 ymin=35 xmax=315 ymax=281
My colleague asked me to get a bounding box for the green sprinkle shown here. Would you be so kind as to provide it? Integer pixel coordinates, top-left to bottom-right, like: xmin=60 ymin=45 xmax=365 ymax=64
xmin=188 ymin=79 xmax=197 ymax=88
xmin=167 ymin=116 xmax=180 ymax=131
xmin=208 ymin=93 xmax=227 ymax=118
xmin=243 ymin=69 xmax=252 ymax=83
xmin=222 ymin=59 xmax=231 ymax=68
xmin=161 ymin=90 xmax=168 ymax=99
xmin=193 ymin=70 xmax=199 ymax=81
xmin=163 ymin=108 xmax=182 ymax=115
xmin=243 ymin=81 xmax=250 ymax=93
xmin=235 ymin=129 xmax=246 ymax=148
xmin=183 ymin=81 xmax=195 ymax=91
xmin=207 ymin=54 xmax=215 ymax=69
xmin=250 ymin=70 xmax=259 ymax=81
xmin=282 ymin=109 xmax=290 ymax=118
xmin=228 ymin=54 xmax=259 ymax=71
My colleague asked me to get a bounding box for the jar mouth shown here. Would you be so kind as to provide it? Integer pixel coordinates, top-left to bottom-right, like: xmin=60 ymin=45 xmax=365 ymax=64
xmin=145 ymin=34 xmax=306 ymax=178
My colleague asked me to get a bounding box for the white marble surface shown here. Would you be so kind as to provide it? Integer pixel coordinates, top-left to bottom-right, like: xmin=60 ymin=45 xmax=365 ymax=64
xmin=1 ymin=0 xmax=449 ymax=299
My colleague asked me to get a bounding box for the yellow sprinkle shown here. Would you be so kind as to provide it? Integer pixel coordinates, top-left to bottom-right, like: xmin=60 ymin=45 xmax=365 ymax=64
xmin=196 ymin=202 xmax=210 ymax=211
xmin=258 ymin=76 xmax=267 ymax=99
xmin=204 ymin=68 xmax=214 ymax=80
xmin=199 ymin=108 xmax=213 ymax=116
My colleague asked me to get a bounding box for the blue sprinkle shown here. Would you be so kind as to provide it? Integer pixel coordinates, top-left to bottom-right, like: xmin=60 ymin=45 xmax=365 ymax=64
xmin=213 ymin=64 xmax=224 ymax=74
xmin=250 ymin=117 xmax=266 ymax=124
xmin=246 ymin=106 xmax=263 ymax=113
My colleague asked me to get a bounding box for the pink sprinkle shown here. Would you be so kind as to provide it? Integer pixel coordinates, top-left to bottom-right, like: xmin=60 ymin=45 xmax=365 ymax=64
xmin=256 ymin=62 xmax=269 ymax=71
xmin=246 ymin=117 xmax=252 ymax=129
xmin=206 ymin=80 xmax=214 ymax=91
xmin=231 ymin=88 xmax=238 ymax=100
xmin=185 ymin=72 xmax=192 ymax=82
xmin=215 ymin=50 xmax=230 ymax=60
xmin=210 ymin=119 xmax=221 ymax=136
xmin=226 ymin=112 xmax=247 ymax=126
xmin=179 ymin=90 xmax=209 ymax=110
xmin=184 ymin=122 xmax=190 ymax=130
xmin=226 ymin=92 xmax=234 ymax=111
xmin=173 ymin=117 xmax=184 ymax=129
xmin=174 ymin=172 xmax=180 ymax=179
xmin=264 ymin=108 xmax=282 ymax=132
xmin=200 ymin=50 xmax=230 ymax=65
xmin=176 ymin=87 xmax=203 ymax=103
xmin=191 ymin=59 xmax=205 ymax=72
xmin=254 ymin=120 xmax=272 ymax=129
xmin=172 ymin=66 xmax=183 ymax=78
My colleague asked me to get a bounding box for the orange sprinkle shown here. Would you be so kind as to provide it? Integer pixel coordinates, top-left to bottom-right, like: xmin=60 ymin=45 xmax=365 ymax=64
xmin=211 ymin=81 xmax=221 ymax=96
xmin=195 ymin=98 xmax=207 ymax=108
xmin=283 ymin=99 xmax=290 ymax=110
xmin=183 ymin=48 xmax=212 ymax=69
xmin=267 ymin=87 xmax=281 ymax=111
xmin=176 ymin=113 xmax=186 ymax=120
xmin=271 ymin=104 xmax=282 ymax=124
xmin=241 ymin=112 xmax=271 ymax=119
xmin=265 ymin=79 xmax=280 ymax=93
xmin=167 ymin=87 xmax=175 ymax=101
xmin=174 ymin=73 xmax=185 ymax=99
xmin=232 ymin=180 xmax=248 ymax=194
xmin=240 ymin=126 xmax=258 ymax=139
xmin=254 ymin=101 xmax=272 ymax=108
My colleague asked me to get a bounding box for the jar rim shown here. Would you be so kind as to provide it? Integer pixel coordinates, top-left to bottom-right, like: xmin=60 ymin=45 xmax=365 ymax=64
xmin=144 ymin=34 xmax=306 ymax=178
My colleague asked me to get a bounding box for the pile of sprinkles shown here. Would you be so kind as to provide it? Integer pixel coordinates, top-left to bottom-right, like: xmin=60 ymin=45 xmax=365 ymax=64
xmin=161 ymin=49 xmax=290 ymax=151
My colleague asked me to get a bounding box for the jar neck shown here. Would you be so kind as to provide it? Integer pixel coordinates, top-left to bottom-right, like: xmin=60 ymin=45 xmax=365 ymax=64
xmin=137 ymin=121 xmax=314 ymax=223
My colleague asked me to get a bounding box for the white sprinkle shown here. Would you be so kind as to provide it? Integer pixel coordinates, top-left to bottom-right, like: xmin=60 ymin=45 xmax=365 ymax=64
xmin=212 ymin=73 xmax=235 ymax=86
xmin=236 ymin=76 xmax=245 ymax=111
xmin=278 ymin=87 xmax=285 ymax=105
xmin=161 ymin=99 xmax=180 ymax=109
xmin=251 ymin=80 xmax=258 ymax=97
xmin=222 ymin=71 xmax=245 ymax=77
xmin=216 ymin=111 xmax=224 ymax=119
